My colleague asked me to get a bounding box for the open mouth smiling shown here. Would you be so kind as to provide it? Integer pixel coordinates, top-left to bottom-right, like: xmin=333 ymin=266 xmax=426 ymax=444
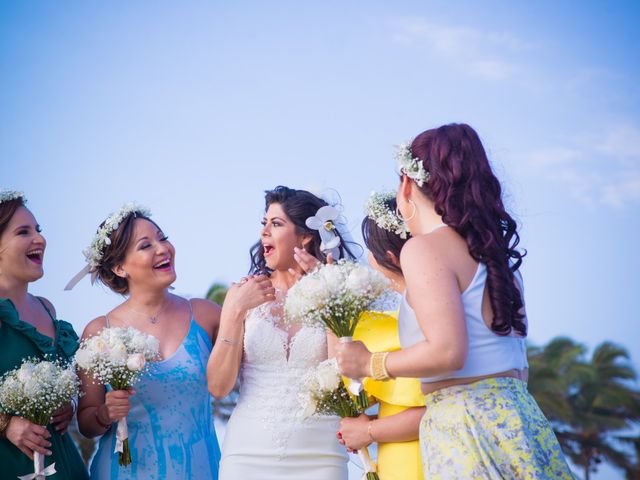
xmin=26 ymin=249 xmax=44 ymax=264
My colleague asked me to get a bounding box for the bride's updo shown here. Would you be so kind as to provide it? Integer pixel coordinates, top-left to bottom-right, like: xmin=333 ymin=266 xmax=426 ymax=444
xmin=249 ymin=186 xmax=358 ymax=274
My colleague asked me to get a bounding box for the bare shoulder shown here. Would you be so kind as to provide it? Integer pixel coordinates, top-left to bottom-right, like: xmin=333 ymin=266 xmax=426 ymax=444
xmin=400 ymin=234 xmax=449 ymax=270
xmin=81 ymin=316 xmax=108 ymax=340
xmin=35 ymin=296 xmax=57 ymax=318
xmin=189 ymin=298 xmax=221 ymax=331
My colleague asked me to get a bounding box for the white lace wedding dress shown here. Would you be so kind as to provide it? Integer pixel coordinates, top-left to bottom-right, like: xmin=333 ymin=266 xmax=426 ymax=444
xmin=219 ymin=292 xmax=348 ymax=479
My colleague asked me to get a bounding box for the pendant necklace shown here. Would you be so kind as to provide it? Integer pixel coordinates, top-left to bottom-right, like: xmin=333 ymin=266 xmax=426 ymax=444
xmin=127 ymin=298 xmax=169 ymax=324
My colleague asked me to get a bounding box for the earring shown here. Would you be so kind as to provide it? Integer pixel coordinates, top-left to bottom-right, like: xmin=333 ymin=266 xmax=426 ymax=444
xmin=396 ymin=199 xmax=416 ymax=222
xmin=123 ymin=272 xmax=129 ymax=278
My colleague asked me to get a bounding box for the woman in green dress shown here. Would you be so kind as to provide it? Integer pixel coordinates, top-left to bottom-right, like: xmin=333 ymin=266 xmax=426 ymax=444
xmin=0 ymin=190 xmax=88 ymax=479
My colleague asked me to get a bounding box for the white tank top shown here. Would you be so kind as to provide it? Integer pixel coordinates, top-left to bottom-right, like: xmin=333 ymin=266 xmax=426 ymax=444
xmin=398 ymin=262 xmax=529 ymax=383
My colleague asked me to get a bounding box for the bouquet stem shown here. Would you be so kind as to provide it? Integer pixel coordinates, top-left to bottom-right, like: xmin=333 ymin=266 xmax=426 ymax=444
xmin=118 ymin=438 xmax=131 ymax=467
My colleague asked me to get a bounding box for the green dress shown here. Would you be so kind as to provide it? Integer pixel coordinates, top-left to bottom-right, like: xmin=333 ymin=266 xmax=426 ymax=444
xmin=0 ymin=297 xmax=89 ymax=480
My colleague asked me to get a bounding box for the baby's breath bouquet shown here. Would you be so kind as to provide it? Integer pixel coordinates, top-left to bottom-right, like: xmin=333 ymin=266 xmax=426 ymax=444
xmin=75 ymin=327 xmax=159 ymax=467
xmin=285 ymin=260 xmax=390 ymax=399
xmin=299 ymin=359 xmax=379 ymax=480
xmin=0 ymin=358 xmax=80 ymax=480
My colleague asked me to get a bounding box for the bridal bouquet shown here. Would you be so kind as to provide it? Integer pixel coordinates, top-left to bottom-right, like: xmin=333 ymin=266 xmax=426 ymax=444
xmin=0 ymin=358 xmax=80 ymax=480
xmin=285 ymin=260 xmax=390 ymax=398
xmin=299 ymin=359 xmax=379 ymax=480
xmin=75 ymin=327 xmax=159 ymax=467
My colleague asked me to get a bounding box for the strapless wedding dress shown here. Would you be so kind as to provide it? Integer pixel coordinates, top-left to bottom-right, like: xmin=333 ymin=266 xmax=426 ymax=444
xmin=219 ymin=295 xmax=348 ymax=480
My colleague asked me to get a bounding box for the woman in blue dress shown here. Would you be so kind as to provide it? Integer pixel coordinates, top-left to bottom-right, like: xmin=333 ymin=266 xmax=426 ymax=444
xmin=74 ymin=203 xmax=221 ymax=479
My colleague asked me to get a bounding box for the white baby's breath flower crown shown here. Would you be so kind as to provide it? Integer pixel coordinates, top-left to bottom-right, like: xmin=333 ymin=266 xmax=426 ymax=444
xmin=365 ymin=191 xmax=409 ymax=239
xmin=83 ymin=202 xmax=152 ymax=268
xmin=65 ymin=202 xmax=151 ymax=291
xmin=0 ymin=189 xmax=26 ymax=205
xmin=395 ymin=143 xmax=429 ymax=187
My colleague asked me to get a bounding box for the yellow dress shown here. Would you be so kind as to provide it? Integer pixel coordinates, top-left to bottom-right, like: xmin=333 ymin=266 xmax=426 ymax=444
xmin=351 ymin=312 xmax=425 ymax=480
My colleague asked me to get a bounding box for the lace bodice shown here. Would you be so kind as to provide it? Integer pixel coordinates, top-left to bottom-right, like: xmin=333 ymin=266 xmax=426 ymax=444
xmin=233 ymin=292 xmax=328 ymax=454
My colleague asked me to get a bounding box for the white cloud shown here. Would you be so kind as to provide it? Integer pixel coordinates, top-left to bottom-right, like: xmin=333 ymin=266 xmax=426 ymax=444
xmin=523 ymin=125 xmax=640 ymax=209
xmin=392 ymin=17 xmax=535 ymax=81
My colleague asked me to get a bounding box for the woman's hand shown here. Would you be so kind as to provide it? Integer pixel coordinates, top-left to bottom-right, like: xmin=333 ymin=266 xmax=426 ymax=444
xmin=288 ymin=248 xmax=333 ymax=280
xmin=5 ymin=416 xmax=52 ymax=460
xmin=50 ymin=402 xmax=73 ymax=435
xmin=103 ymin=389 xmax=134 ymax=423
xmin=335 ymin=340 xmax=372 ymax=379
xmin=337 ymin=414 xmax=372 ymax=451
xmin=224 ymin=275 xmax=275 ymax=316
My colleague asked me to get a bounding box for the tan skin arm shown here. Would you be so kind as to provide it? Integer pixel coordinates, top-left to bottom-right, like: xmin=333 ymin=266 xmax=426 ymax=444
xmin=338 ymin=406 xmax=426 ymax=451
xmin=207 ymin=276 xmax=275 ymax=399
xmin=336 ymin=235 xmax=468 ymax=380
xmin=77 ymin=317 xmax=133 ymax=438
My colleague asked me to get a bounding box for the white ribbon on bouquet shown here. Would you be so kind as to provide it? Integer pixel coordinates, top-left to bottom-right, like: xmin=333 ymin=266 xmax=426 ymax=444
xmin=358 ymin=447 xmax=377 ymax=479
xmin=18 ymin=451 xmax=56 ymax=480
xmin=339 ymin=336 xmax=364 ymax=395
xmin=114 ymin=418 xmax=128 ymax=454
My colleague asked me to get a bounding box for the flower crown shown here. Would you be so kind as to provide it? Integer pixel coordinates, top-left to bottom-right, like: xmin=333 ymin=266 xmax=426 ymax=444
xmin=0 ymin=189 xmax=26 ymax=205
xmin=395 ymin=143 xmax=429 ymax=187
xmin=83 ymin=202 xmax=152 ymax=269
xmin=365 ymin=191 xmax=409 ymax=239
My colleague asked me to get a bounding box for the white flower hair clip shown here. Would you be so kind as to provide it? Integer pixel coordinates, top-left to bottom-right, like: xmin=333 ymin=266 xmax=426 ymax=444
xmin=0 ymin=189 xmax=26 ymax=205
xmin=365 ymin=191 xmax=409 ymax=239
xmin=305 ymin=205 xmax=342 ymax=255
xmin=65 ymin=202 xmax=151 ymax=291
xmin=395 ymin=143 xmax=429 ymax=187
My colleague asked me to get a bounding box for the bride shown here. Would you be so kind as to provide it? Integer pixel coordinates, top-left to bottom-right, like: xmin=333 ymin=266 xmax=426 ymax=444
xmin=207 ymin=186 xmax=357 ymax=480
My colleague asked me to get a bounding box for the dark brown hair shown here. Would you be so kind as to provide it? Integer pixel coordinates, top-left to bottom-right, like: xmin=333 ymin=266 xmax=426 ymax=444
xmin=95 ymin=212 xmax=161 ymax=295
xmin=0 ymin=197 xmax=27 ymax=239
xmin=361 ymin=197 xmax=407 ymax=275
xmin=249 ymin=186 xmax=359 ymax=274
xmin=410 ymin=123 xmax=526 ymax=336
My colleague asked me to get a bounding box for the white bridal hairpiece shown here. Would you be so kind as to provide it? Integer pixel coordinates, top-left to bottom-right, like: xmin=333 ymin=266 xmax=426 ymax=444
xmin=65 ymin=202 xmax=151 ymax=291
xmin=0 ymin=189 xmax=26 ymax=205
xmin=305 ymin=205 xmax=342 ymax=256
xmin=365 ymin=191 xmax=409 ymax=239
xmin=395 ymin=143 xmax=429 ymax=187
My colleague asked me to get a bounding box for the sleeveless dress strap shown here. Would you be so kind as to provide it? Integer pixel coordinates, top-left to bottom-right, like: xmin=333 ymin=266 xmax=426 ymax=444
xmin=35 ymin=296 xmax=55 ymax=321
xmin=187 ymin=298 xmax=194 ymax=320
xmin=104 ymin=313 xmax=110 ymax=328
xmin=429 ymin=223 xmax=448 ymax=234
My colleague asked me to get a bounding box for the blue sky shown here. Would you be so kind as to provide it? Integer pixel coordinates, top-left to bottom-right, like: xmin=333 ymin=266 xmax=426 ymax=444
xmin=1 ymin=2 xmax=639 ymax=477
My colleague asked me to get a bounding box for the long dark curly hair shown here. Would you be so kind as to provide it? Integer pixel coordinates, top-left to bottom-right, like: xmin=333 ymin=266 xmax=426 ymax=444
xmin=249 ymin=186 xmax=358 ymax=275
xmin=409 ymin=123 xmax=527 ymax=336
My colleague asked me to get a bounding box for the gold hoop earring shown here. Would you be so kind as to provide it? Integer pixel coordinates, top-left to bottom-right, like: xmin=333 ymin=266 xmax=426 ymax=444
xmin=396 ymin=200 xmax=416 ymax=222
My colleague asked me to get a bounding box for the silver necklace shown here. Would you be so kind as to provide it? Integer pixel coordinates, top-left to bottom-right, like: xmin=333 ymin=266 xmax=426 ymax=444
xmin=126 ymin=298 xmax=169 ymax=324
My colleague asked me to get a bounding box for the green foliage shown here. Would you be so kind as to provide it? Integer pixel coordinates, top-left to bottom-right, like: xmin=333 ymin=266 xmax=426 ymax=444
xmin=528 ymin=337 xmax=640 ymax=479
xmin=206 ymin=282 xmax=228 ymax=306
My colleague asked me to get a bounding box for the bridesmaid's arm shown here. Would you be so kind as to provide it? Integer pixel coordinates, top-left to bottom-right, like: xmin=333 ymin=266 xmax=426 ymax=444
xmin=338 ymin=406 xmax=425 ymax=451
xmin=77 ymin=317 xmax=132 ymax=438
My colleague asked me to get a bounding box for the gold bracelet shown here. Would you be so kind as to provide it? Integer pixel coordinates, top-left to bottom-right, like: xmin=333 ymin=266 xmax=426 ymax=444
xmin=369 ymin=351 xmax=391 ymax=381
xmin=367 ymin=420 xmax=376 ymax=442
xmin=0 ymin=412 xmax=11 ymax=437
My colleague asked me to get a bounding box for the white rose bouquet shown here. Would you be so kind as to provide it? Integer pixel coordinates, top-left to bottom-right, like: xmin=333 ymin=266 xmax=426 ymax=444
xmin=285 ymin=260 xmax=390 ymax=398
xmin=0 ymin=358 xmax=80 ymax=480
xmin=75 ymin=327 xmax=159 ymax=467
xmin=299 ymin=359 xmax=379 ymax=480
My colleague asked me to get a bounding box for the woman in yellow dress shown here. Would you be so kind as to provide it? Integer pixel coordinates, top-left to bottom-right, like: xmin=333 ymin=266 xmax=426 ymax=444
xmin=337 ymin=192 xmax=424 ymax=480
